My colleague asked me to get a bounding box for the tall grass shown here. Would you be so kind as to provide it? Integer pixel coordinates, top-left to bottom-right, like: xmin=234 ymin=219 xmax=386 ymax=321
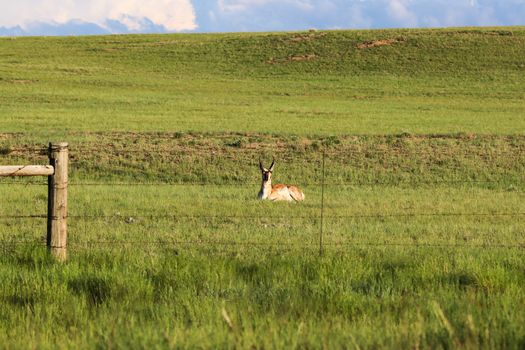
xmin=1 ymin=246 xmax=524 ymax=349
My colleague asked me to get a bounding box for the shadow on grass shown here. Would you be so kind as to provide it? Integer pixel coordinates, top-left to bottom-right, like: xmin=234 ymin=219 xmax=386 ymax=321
xmin=4 ymin=295 xmax=38 ymax=310
xmin=1 ymin=246 xmax=55 ymax=270
xmin=68 ymin=276 xmax=112 ymax=306
xmin=440 ymin=271 xmax=479 ymax=290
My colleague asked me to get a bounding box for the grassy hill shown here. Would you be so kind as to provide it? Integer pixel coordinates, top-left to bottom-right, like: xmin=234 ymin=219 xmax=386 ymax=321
xmin=1 ymin=28 xmax=525 ymax=349
xmin=1 ymin=27 xmax=524 ymax=136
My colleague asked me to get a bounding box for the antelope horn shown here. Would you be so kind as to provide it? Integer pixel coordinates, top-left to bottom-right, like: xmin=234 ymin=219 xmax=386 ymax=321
xmin=259 ymin=158 xmax=265 ymax=171
xmin=269 ymin=157 xmax=275 ymax=171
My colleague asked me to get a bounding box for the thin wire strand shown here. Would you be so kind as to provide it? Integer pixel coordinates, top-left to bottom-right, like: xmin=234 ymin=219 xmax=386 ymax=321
xmin=62 ymin=241 xmax=525 ymax=250
xmin=0 ymin=148 xmax=47 ymax=153
xmin=0 ymin=182 xmax=47 ymax=186
xmin=0 ymin=215 xmax=47 ymax=219
xmin=2 ymin=145 xmax=524 ymax=156
xmin=1 ymin=179 xmax=522 ymax=187
xmin=0 ymin=212 xmax=523 ymax=220
xmin=0 ymin=240 xmax=522 ymax=249
xmin=66 ymin=212 xmax=525 ymax=219
xmin=63 ymin=148 xmax=525 ymax=156
xmin=0 ymin=241 xmax=46 ymax=246
xmin=70 ymin=179 xmax=525 ymax=186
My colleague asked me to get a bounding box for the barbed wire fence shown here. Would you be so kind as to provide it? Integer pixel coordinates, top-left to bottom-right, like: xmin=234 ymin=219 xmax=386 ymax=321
xmin=1 ymin=144 xmax=524 ymax=254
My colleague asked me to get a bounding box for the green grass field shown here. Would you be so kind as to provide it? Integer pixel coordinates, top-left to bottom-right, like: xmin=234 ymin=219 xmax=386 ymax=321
xmin=1 ymin=27 xmax=525 ymax=348
xmin=1 ymin=27 xmax=524 ymax=136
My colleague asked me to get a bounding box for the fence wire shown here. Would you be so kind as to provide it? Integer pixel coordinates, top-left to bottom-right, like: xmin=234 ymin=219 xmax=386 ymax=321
xmin=1 ymin=212 xmax=524 ymax=221
xmin=1 ymin=179 xmax=524 ymax=187
xmin=1 ymin=144 xmax=525 ymax=254
xmin=65 ymin=241 xmax=525 ymax=249
xmin=1 ymin=240 xmax=523 ymax=251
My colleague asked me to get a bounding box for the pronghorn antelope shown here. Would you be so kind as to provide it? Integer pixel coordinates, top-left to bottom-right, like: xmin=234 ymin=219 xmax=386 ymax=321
xmin=258 ymin=158 xmax=305 ymax=202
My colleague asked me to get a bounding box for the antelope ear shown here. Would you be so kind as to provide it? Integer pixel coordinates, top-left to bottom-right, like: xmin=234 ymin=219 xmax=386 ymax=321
xmin=259 ymin=159 xmax=265 ymax=171
xmin=269 ymin=158 xmax=275 ymax=172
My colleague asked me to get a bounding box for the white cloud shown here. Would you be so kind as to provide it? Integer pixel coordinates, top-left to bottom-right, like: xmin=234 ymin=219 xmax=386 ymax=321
xmin=345 ymin=4 xmax=374 ymax=29
xmin=2 ymin=0 xmax=524 ymax=35
xmin=0 ymin=0 xmax=197 ymax=31
xmin=387 ymin=0 xmax=418 ymax=27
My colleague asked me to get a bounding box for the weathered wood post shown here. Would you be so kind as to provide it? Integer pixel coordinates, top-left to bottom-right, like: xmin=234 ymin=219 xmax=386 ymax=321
xmin=47 ymin=142 xmax=68 ymax=261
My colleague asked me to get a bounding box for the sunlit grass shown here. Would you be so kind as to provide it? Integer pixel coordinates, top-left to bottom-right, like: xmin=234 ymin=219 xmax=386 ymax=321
xmin=1 ymin=28 xmax=524 ymax=136
xmin=1 ymin=26 xmax=525 ymax=348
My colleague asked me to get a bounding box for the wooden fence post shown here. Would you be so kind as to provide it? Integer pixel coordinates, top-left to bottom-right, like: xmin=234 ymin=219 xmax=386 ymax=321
xmin=47 ymin=142 xmax=68 ymax=261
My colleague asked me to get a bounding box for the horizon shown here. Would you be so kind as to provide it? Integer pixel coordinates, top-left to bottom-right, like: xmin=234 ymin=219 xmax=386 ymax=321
xmin=1 ymin=25 xmax=524 ymax=39
xmin=1 ymin=0 xmax=524 ymax=37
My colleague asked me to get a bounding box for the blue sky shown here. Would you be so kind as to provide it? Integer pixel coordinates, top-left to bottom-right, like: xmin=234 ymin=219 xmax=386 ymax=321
xmin=1 ymin=0 xmax=524 ymax=36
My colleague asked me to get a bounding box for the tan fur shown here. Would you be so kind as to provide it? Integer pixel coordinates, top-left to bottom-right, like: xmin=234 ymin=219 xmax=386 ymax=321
xmin=267 ymin=184 xmax=305 ymax=202
xmin=288 ymin=185 xmax=305 ymax=201
xmin=258 ymin=160 xmax=304 ymax=202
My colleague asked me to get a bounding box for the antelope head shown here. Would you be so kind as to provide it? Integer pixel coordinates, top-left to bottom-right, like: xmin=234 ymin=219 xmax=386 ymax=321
xmin=259 ymin=158 xmax=275 ymax=183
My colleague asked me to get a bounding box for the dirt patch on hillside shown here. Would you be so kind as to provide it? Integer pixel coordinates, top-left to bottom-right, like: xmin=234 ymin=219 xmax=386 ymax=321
xmin=290 ymin=54 xmax=317 ymax=61
xmin=356 ymin=38 xmax=405 ymax=49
